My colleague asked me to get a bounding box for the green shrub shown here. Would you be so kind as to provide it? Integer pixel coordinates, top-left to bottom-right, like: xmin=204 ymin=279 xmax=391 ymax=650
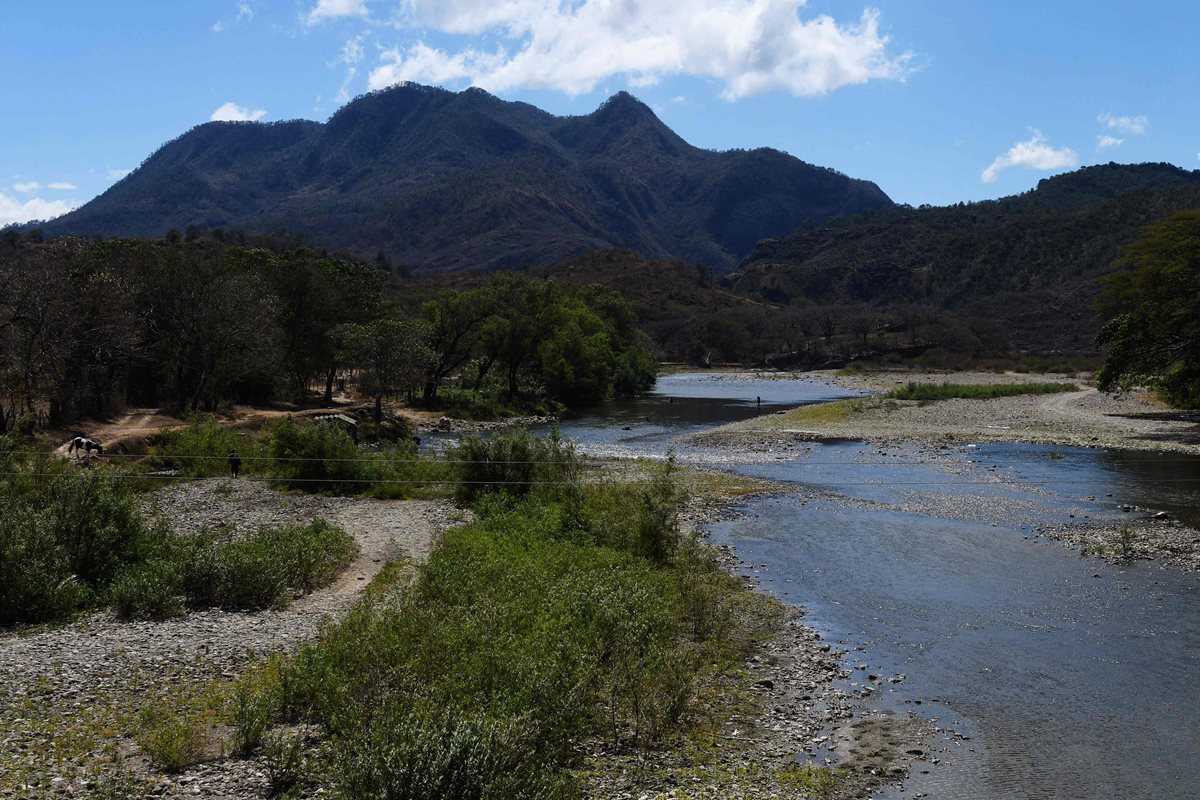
xmin=232 ymin=663 xmax=284 ymax=757
xmin=452 ymin=428 xmax=579 ymax=505
xmin=137 ymin=710 xmax=209 ymax=773
xmin=262 ymin=730 xmax=306 ymax=796
xmin=109 ymin=559 xmax=184 ymax=620
xmin=153 ymin=415 xmax=264 ymax=478
xmin=214 ymin=536 xmax=293 ymax=610
xmin=335 ymin=710 xmax=566 ymax=800
xmin=185 ymin=520 xmax=357 ymax=612
xmin=269 ymin=417 xmax=364 ymax=493
xmin=883 ymin=381 xmax=1077 ymax=401
xmin=269 ymin=518 xmax=358 ymax=593
xmin=0 ymin=466 xmax=159 ymax=626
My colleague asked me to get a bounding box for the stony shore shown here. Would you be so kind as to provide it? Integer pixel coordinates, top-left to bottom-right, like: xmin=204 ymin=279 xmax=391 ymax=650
xmin=684 ymin=369 xmax=1200 ymax=572
xmin=692 ymin=369 xmax=1200 ymax=455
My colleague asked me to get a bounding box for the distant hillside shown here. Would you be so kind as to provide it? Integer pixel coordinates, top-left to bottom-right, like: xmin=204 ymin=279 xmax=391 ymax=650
xmin=729 ymin=163 xmax=1200 ymax=351
xmin=43 ymin=83 xmax=892 ymax=274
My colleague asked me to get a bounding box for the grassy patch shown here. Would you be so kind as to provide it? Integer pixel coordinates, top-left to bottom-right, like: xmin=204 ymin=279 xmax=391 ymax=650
xmin=221 ymin=449 xmax=772 ymax=799
xmin=781 ymin=399 xmax=865 ymax=425
xmin=883 ymin=381 xmax=1077 ymax=401
xmin=777 ymin=764 xmax=851 ymax=798
xmin=108 ymin=518 xmax=358 ymax=619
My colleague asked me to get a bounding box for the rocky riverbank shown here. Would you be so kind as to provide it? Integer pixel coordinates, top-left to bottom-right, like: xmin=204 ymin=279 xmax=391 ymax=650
xmin=577 ymin=493 xmax=932 ymax=800
xmin=1036 ymin=515 xmax=1200 ymax=571
xmin=691 ymin=369 xmax=1200 ymax=455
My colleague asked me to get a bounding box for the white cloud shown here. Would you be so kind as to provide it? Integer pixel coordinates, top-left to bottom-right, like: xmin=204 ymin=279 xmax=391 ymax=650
xmin=0 ymin=191 xmax=76 ymax=227
xmin=107 ymin=167 xmax=132 ymax=181
xmin=982 ymin=129 xmax=1077 ymax=183
xmin=306 ymin=0 xmax=369 ymax=26
xmin=214 ymin=0 xmax=254 ymax=32
xmin=366 ymin=0 xmax=912 ymax=100
xmin=210 ymin=102 xmax=268 ymax=122
xmin=13 ymin=181 xmax=39 ymax=193
xmin=333 ymin=34 xmax=367 ymax=102
xmin=47 ymin=181 xmax=78 ymax=191
xmin=1098 ymin=112 xmax=1149 ymax=136
xmin=1097 ymin=134 xmax=1124 ymax=151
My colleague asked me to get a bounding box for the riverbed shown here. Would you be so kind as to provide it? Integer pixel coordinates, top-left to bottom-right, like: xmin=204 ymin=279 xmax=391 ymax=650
xmin=557 ymin=372 xmax=1200 ymax=800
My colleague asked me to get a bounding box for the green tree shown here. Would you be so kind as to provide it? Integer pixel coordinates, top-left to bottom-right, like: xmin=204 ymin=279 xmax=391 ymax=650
xmin=420 ymin=288 xmax=493 ymax=406
xmin=1097 ymin=210 xmax=1200 ymax=407
xmin=340 ymin=314 xmax=434 ymax=423
xmin=257 ymin=250 xmax=383 ymax=403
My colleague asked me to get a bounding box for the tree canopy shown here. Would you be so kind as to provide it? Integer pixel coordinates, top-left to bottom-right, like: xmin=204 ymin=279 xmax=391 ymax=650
xmin=1096 ymin=209 xmax=1200 ymax=407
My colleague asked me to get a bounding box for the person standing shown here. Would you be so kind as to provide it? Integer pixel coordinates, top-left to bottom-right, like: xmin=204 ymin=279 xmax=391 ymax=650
xmin=228 ymin=450 xmax=241 ymax=478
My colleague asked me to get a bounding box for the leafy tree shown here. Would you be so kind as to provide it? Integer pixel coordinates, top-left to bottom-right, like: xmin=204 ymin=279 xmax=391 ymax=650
xmin=256 ymin=249 xmax=383 ymax=402
xmin=339 ymin=314 xmax=434 ymax=423
xmin=1097 ymin=210 xmax=1200 ymax=407
xmin=421 ymin=288 xmax=494 ymax=406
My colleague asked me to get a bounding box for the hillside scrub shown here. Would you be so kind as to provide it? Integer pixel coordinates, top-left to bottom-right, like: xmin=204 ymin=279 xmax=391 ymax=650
xmin=883 ymin=382 xmax=1077 ymax=401
xmin=258 ymin=445 xmax=764 ymax=799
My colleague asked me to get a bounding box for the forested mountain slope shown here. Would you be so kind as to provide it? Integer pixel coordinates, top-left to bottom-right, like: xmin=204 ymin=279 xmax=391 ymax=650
xmin=729 ymin=163 xmax=1200 ymax=350
xmin=43 ymin=83 xmax=892 ymax=274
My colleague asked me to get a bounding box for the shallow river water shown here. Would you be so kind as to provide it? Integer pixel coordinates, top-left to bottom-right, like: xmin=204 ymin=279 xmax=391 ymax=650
xmin=557 ymin=373 xmax=1200 ymax=800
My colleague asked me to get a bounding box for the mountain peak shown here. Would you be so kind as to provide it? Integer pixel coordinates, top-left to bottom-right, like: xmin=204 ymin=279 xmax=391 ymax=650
xmin=595 ymin=90 xmax=657 ymax=120
xmin=42 ymin=83 xmax=892 ymax=273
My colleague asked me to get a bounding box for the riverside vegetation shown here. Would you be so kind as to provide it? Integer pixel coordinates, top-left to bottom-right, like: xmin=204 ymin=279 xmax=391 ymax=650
xmin=0 ymin=423 xmax=832 ymax=799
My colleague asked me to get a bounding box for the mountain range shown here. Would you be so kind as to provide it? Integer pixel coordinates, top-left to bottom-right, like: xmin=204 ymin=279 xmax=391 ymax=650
xmin=728 ymin=162 xmax=1200 ymax=350
xmin=43 ymin=83 xmax=892 ymax=273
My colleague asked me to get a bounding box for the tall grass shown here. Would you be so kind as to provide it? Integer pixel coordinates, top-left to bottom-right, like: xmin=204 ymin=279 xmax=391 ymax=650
xmin=263 ymin=444 xmax=761 ymax=799
xmin=883 ymin=381 xmax=1078 ymax=401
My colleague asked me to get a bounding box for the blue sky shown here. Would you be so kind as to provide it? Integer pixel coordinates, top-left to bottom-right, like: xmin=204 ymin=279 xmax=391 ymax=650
xmin=4 ymin=1 xmax=1198 ymax=225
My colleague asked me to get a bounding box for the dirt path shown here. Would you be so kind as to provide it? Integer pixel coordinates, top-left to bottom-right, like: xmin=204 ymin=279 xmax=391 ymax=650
xmin=54 ymin=409 xmax=186 ymax=456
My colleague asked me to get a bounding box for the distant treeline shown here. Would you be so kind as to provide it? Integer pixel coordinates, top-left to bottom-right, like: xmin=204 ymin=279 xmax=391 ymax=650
xmin=0 ymin=235 xmax=655 ymax=431
xmin=404 ymin=248 xmax=1018 ymax=370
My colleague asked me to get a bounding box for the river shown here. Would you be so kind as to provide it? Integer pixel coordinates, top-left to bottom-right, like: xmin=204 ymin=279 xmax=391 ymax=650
xmin=555 ymin=372 xmax=1200 ymax=800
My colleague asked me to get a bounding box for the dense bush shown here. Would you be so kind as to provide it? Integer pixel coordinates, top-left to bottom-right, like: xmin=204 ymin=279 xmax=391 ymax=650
xmin=268 ymin=416 xmax=449 ymax=498
xmin=113 ymin=519 xmax=358 ymax=618
xmin=153 ymin=416 xmax=264 ymax=477
xmin=451 ymin=428 xmax=580 ymax=505
xmin=269 ymin=417 xmax=364 ymax=492
xmin=0 ymin=459 xmax=162 ymax=626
